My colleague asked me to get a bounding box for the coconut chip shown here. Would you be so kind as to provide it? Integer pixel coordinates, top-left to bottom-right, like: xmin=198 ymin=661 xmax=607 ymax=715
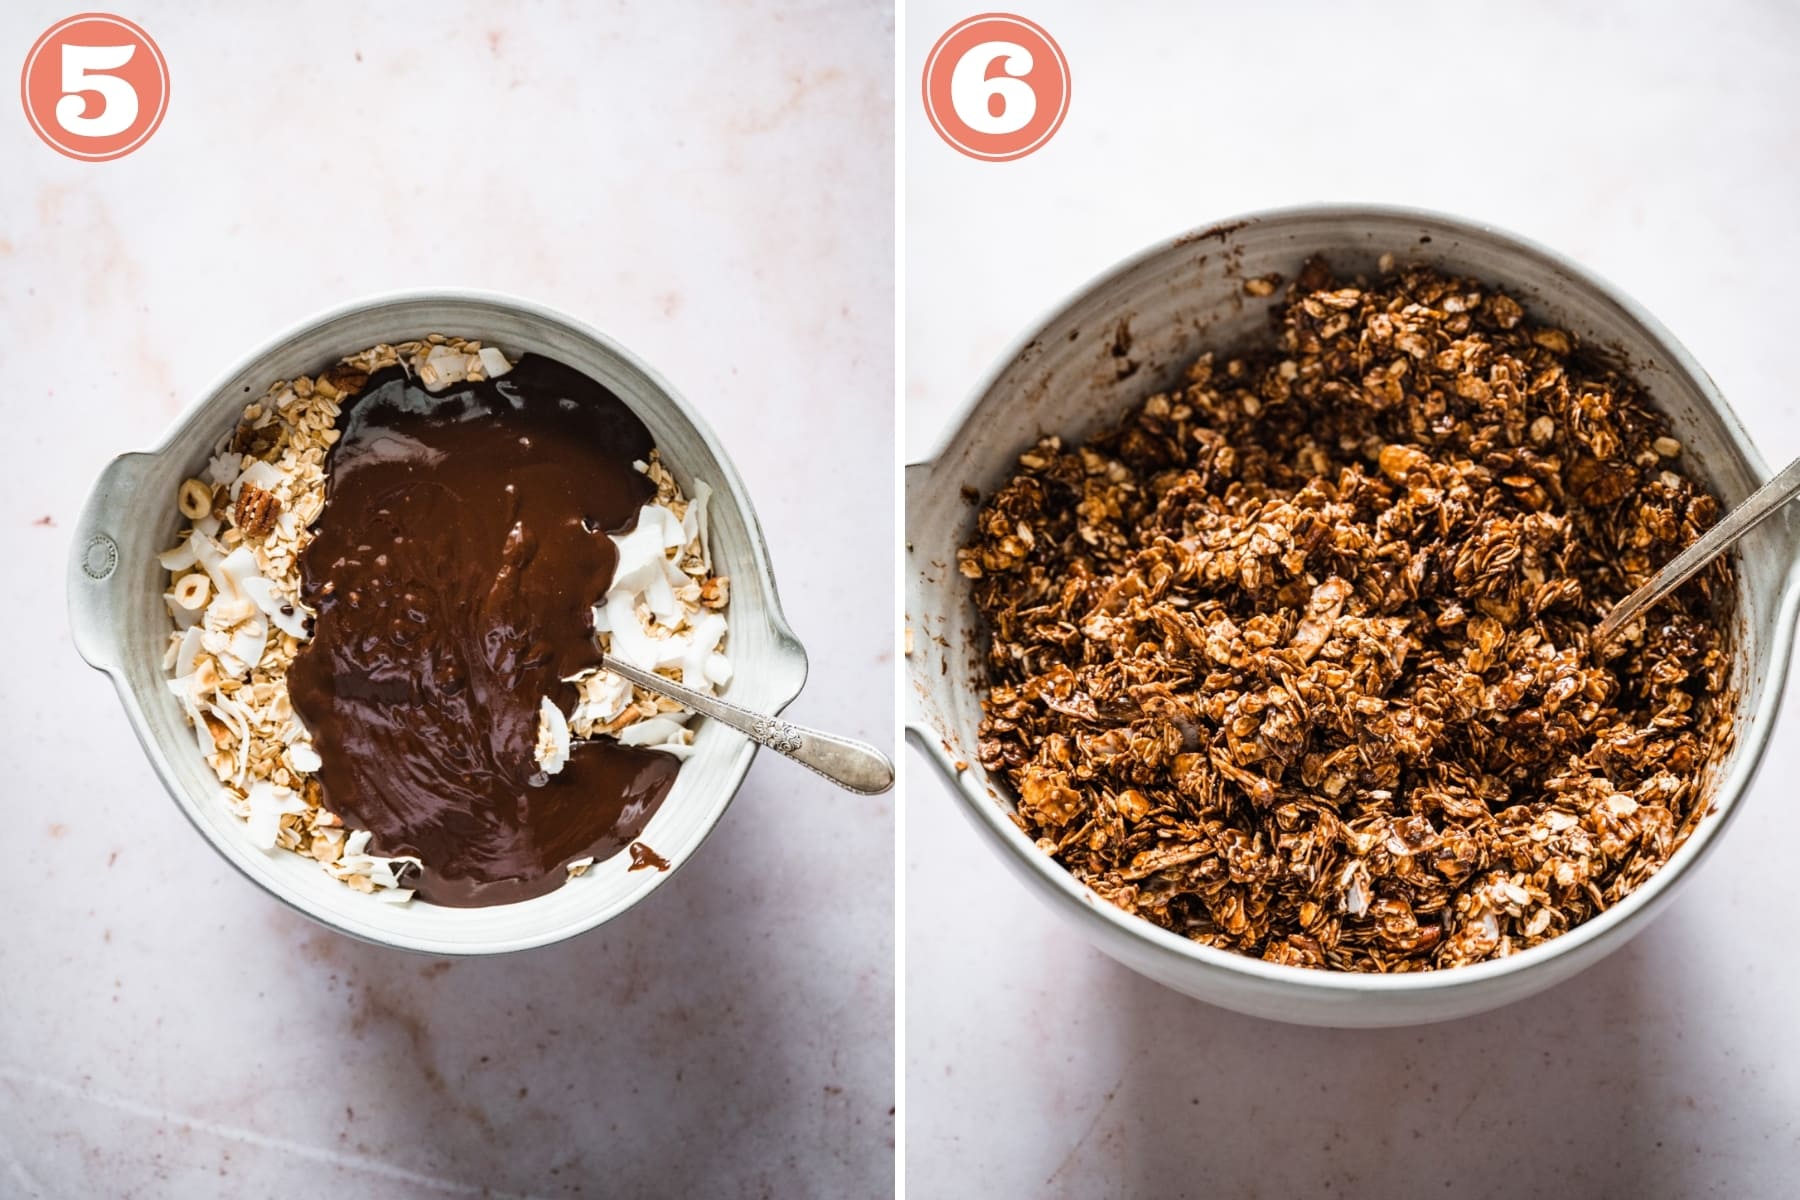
xmin=536 ymin=696 xmax=572 ymax=776
xmin=533 ymin=453 xmax=731 ymax=770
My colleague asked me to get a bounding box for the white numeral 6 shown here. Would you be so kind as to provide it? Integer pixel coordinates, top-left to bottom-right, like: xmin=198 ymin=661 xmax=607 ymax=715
xmin=55 ymin=43 xmax=139 ymax=138
xmin=949 ymin=41 xmax=1036 ymax=135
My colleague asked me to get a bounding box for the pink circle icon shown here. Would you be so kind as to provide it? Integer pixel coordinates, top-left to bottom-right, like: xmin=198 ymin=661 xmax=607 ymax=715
xmin=922 ymin=13 xmax=1070 ymax=162
xmin=21 ymin=13 xmax=170 ymax=162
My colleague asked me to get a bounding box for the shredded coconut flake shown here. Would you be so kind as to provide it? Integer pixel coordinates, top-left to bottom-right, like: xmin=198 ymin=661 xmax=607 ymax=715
xmin=536 ymin=696 xmax=572 ymax=775
xmin=533 ymin=454 xmax=731 ymax=770
xmin=245 ymin=781 xmax=307 ymax=850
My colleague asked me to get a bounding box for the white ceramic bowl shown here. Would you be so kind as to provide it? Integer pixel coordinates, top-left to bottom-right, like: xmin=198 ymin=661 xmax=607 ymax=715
xmin=69 ymin=291 xmax=809 ymax=955
xmin=906 ymin=205 xmax=1794 ymax=1026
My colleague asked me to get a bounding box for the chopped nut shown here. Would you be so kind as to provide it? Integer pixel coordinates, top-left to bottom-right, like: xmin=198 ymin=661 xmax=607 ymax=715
xmin=321 ymin=364 xmax=370 ymax=396
xmin=172 ymin=573 xmax=210 ymax=610
xmin=177 ymin=478 xmax=213 ymax=520
xmin=234 ymin=483 xmax=281 ymax=539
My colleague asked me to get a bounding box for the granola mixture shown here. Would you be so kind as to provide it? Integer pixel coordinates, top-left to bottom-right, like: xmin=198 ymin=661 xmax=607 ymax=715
xmin=961 ymin=259 xmax=1735 ymax=971
xmin=160 ymin=338 xmax=728 ymax=902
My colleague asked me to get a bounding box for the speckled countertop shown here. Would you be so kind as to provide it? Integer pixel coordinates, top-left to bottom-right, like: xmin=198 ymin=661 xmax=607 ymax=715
xmin=2 ymin=2 xmax=893 ymax=1196
xmin=906 ymin=0 xmax=1800 ymax=1195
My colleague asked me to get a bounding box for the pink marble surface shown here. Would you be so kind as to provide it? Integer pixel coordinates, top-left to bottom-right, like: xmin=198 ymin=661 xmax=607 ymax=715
xmin=906 ymin=1 xmax=1800 ymax=1196
xmin=2 ymin=2 xmax=893 ymax=1196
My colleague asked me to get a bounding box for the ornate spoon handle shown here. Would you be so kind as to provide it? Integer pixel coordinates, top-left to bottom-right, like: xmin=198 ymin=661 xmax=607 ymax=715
xmin=599 ymin=654 xmax=895 ymax=795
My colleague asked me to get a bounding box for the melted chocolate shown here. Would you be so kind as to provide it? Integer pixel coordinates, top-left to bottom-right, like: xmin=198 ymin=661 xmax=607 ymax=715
xmin=287 ymin=353 xmax=679 ymax=907
xmin=627 ymin=841 xmax=671 ymax=872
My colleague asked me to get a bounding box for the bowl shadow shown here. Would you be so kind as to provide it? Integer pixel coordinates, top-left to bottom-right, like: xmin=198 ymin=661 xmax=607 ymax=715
xmin=265 ymin=771 xmax=892 ymax=1197
xmin=1038 ymin=904 xmax=1765 ymax=1198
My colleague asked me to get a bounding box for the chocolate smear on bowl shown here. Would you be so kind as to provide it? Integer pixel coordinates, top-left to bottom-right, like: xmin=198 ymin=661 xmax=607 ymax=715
xmin=288 ymin=354 xmax=679 ymax=906
xmin=628 ymin=841 xmax=671 ymax=872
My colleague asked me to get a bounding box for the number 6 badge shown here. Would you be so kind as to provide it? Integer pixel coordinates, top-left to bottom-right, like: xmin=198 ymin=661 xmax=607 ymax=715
xmin=22 ymin=13 xmax=170 ymax=162
xmin=922 ymin=13 xmax=1070 ymax=162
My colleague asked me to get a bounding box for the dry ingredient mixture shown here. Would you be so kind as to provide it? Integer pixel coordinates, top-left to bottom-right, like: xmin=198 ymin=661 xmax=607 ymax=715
xmin=159 ymin=338 xmax=728 ymax=905
xmin=961 ymin=258 xmax=1735 ymax=971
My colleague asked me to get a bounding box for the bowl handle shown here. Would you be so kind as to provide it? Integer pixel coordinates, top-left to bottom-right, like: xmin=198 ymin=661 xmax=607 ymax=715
xmin=66 ymin=451 xmax=156 ymax=676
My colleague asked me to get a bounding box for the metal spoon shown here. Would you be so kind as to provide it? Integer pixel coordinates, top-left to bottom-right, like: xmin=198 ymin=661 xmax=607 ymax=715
xmin=597 ymin=652 xmax=895 ymax=795
xmin=1594 ymin=455 xmax=1800 ymax=646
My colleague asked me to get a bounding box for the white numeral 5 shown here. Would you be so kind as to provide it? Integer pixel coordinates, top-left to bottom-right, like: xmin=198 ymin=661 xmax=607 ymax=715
xmin=949 ymin=41 xmax=1036 ymax=135
xmin=55 ymin=43 xmax=139 ymax=137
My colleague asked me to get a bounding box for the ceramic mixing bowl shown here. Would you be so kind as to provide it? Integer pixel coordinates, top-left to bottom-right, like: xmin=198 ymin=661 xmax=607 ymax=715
xmin=906 ymin=205 xmax=1791 ymax=1026
xmin=70 ymin=290 xmax=809 ymax=955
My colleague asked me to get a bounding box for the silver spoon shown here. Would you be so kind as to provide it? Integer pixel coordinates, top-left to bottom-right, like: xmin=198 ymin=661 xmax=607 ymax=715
xmin=597 ymin=652 xmax=895 ymax=795
xmin=1595 ymin=456 xmax=1800 ymax=646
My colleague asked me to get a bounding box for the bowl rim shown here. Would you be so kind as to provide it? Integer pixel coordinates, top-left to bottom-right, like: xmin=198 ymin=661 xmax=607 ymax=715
xmin=906 ymin=201 xmax=1795 ymax=996
xmin=70 ymin=286 xmax=810 ymax=955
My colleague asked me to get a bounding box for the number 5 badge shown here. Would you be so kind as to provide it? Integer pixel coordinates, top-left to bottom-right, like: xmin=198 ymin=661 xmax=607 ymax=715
xmin=21 ymin=13 xmax=170 ymax=161
xmin=922 ymin=13 xmax=1070 ymax=162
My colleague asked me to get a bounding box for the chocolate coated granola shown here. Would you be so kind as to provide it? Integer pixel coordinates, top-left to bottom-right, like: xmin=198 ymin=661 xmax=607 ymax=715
xmin=962 ymin=260 xmax=1734 ymax=971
